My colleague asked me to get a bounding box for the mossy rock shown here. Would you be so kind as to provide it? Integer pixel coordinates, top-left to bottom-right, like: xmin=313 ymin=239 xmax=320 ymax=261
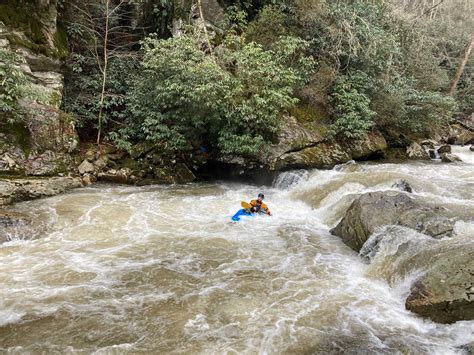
xmin=2 ymin=122 xmax=31 ymax=157
xmin=0 ymin=1 xmax=49 ymax=45
xmin=290 ymin=103 xmax=328 ymax=124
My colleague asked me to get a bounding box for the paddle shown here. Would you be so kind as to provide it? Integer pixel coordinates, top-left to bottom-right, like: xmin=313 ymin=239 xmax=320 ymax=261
xmin=241 ymin=201 xmax=252 ymax=209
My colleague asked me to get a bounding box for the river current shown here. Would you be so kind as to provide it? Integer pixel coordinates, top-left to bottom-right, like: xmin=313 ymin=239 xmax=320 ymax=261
xmin=0 ymin=146 xmax=473 ymax=354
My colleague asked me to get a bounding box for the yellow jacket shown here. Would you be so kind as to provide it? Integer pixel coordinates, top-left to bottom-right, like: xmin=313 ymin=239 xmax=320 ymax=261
xmin=249 ymin=199 xmax=271 ymax=215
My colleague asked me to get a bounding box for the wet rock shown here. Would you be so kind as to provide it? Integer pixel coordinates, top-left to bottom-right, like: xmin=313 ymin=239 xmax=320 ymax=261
xmin=153 ymin=163 xmax=196 ymax=184
xmin=406 ymin=143 xmax=430 ymax=160
xmin=93 ymin=156 xmax=108 ymax=171
xmin=470 ymin=145 xmax=474 ymax=152
xmin=0 ymin=211 xmax=30 ymax=228
xmin=441 ymin=153 xmax=462 ymax=163
xmin=78 ymin=159 xmax=95 ymax=174
xmin=174 ymin=163 xmax=196 ymax=183
xmin=97 ymin=168 xmax=131 ymax=184
xmin=446 ymin=124 xmax=474 ymax=145
xmin=391 ymin=179 xmax=413 ymax=193
xmin=269 ymin=128 xmax=386 ymax=171
xmin=24 ymin=151 xmax=70 ymax=176
xmin=82 ymin=173 xmax=97 ymax=186
xmin=428 ymin=149 xmax=437 ymax=159
xmin=437 ymin=145 xmax=451 ymax=154
xmin=420 ymin=139 xmax=437 ymax=150
xmin=0 ymin=177 xmax=83 ymax=205
xmin=459 ymin=342 xmax=474 ymax=354
xmin=0 ymin=210 xmax=32 ymax=243
xmin=330 ymin=191 xmax=457 ymax=252
xmin=213 ymin=115 xmax=387 ymax=173
xmin=405 ymin=244 xmax=474 ymax=323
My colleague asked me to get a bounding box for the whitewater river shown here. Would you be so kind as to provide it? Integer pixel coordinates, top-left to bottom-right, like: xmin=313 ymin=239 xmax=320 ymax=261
xmin=1 ymin=146 xmax=473 ymax=354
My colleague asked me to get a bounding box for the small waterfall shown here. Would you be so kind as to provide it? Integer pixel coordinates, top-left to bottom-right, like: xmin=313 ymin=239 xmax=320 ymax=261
xmin=272 ymin=169 xmax=309 ymax=189
xmin=429 ymin=148 xmax=441 ymax=160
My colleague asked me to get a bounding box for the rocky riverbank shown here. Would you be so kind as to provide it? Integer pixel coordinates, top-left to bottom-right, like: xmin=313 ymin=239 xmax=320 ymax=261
xmin=330 ymin=189 xmax=474 ymax=324
xmin=0 ymin=176 xmax=82 ymax=206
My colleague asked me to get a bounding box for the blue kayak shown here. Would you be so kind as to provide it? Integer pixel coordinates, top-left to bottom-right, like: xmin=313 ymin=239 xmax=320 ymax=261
xmin=231 ymin=209 xmax=253 ymax=222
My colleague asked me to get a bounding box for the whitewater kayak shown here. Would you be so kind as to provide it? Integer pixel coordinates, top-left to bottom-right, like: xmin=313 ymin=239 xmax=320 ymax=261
xmin=231 ymin=209 xmax=253 ymax=222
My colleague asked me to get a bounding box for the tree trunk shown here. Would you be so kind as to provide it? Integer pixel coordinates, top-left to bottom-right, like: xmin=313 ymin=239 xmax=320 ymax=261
xmin=97 ymin=0 xmax=110 ymax=146
xmin=197 ymin=0 xmax=213 ymax=56
xmin=447 ymin=34 xmax=474 ymax=96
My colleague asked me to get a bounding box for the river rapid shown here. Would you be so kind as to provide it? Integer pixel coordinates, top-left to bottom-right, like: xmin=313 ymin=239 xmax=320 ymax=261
xmin=1 ymin=146 xmax=473 ymax=354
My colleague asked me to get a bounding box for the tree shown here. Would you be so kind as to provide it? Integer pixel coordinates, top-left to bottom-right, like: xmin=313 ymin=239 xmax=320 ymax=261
xmin=448 ymin=34 xmax=474 ymax=96
xmin=120 ymin=32 xmax=314 ymax=155
xmin=64 ymin=0 xmax=142 ymax=145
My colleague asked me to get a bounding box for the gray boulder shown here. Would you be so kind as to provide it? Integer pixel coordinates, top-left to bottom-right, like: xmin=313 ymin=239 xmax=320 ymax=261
xmin=78 ymin=159 xmax=95 ymax=174
xmin=330 ymin=191 xmax=457 ymax=252
xmin=405 ymin=244 xmax=474 ymax=323
xmin=391 ymin=179 xmax=413 ymax=193
xmin=437 ymin=144 xmax=451 ymax=154
xmin=406 ymin=143 xmax=430 ymax=160
xmin=0 ymin=177 xmax=83 ymax=206
xmin=441 ymin=153 xmax=462 ymax=163
xmin=447 ymin=124 xmax=474 ymax=145
xmin=420 ymin=139 xmax=437 ymax=150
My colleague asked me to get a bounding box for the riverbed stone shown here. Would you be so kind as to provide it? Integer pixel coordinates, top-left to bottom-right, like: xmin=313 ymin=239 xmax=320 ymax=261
xmin=330 ymin=191 xmax=457 ymax=252
xmin=405 ymin=244 xmax=474 ymax=323
xmin=0 ymin=210 xmax=32 ymax=243
xmin=0 ymin=177 xmax=83 ymax=205
xmin=406 ymin=143 xmax=430 ymax=160
xmin=437 ymin=144 xmax=451 ymax=154
xmin=420 ymin=139 xmax=437 ymax=150
xmin=391 ymin=179 xmax=413 ymax=193
xmin=78 ymin=159 xmax=95 ymax=174
xmin=441 ymin=153 xmax=462 ymax=163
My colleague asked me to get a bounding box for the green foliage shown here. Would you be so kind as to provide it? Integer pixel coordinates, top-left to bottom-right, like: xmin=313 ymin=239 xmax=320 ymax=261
xmin=0 ymin=48 xmax=28 ymax=124
xmin=245 ymin=6 xmax=290 ymax=48
xmin=63 ymin=54 xmax=139 ymax=135
xmin=224 ymin=5 xmax=249 ymax=33
xmin=401 ymin=89 xmax=457 ymax=134
xmin=330 ymin=70 xmax=375 ymax=138
xmin=120 ymin=33 xmax=314 ymax=155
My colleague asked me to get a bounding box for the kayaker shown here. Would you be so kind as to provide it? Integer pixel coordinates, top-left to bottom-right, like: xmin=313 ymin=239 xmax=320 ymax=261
xmin=248 ymin=193 xmax=272 ymax=216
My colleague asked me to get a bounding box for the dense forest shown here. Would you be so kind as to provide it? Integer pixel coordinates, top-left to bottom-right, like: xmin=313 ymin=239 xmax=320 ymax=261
xmin=63 ymin=0 xmax=473 ymax=151
xmin=0 ymin=0 xmax=473 ymax=178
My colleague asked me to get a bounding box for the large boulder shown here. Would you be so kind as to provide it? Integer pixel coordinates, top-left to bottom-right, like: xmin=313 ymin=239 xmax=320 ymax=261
xmin=264 ymin=117 xmax=387 ymax=171
xmin=0 ymin=177 xmax=83 ymax=205
xmin=437 ymin=144 xmax=451 ymax=154
xmin=212 ymin=115 xmax=387 ymax=174
xmin=441 ymin=153 xmax=462 ymax=163
xmin=446 ymin=124 xmax=474 ymax=145
xmin=331 ymin=191 xmax=474 ymax=324
xmin=330 ymin=191 xmax=458 ymax=252
xmin=405 ymin=244 xmax=474 ymax=323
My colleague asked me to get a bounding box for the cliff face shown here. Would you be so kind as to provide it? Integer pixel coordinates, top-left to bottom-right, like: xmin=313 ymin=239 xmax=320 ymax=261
xmin=0 ymin=0 xmax=78 ymax=176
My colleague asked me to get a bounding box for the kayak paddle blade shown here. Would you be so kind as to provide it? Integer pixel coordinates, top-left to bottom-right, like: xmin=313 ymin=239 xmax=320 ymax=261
xmin=241 ymin=201 xmax=251 ymax=209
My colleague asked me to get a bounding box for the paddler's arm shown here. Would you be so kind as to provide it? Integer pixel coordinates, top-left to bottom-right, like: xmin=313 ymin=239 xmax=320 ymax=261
xmin=262 ymin=203 xmax=271 ymax=216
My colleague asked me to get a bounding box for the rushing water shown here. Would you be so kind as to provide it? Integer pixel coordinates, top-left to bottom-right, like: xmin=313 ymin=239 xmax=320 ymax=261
xmin=1 ymin=146 xmax=473 ymax=354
